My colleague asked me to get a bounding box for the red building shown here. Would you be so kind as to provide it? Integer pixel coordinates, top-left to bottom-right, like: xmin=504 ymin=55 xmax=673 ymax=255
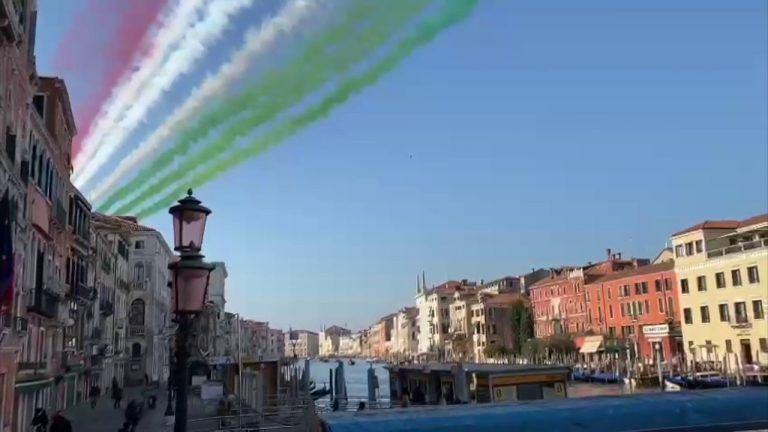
xmin=529 ymin=250 xmax=647 ymax=339
xmin=585 ymin=260 xmax=683 ymax=362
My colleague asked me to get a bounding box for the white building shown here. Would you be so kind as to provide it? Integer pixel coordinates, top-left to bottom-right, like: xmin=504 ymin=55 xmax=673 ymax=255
xmin=117 ymin=217 xmax=173 ymax=385
xmin=267 ymin=328 xmax=285 ymax=358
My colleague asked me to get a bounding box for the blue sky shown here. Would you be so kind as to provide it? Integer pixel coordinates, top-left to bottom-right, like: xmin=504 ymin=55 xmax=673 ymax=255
xmin=36 ymin=0 xmax=767 ymax=331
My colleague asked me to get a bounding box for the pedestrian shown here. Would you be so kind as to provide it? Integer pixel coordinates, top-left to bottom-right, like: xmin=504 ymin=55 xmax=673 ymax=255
xmin=113 ymin=385 xmax=123 ymax=408
xmin=90 ymin=383 xmax=101 ymax=409
xmin=117 ymin=421 xmax=132 ymax=432
xmin=125 ymin=400 xmax=141 ymax=430
xmin=31 ymin=407 xmax=48 ymax=432
xmin=49 ymin=410 xmax=73 ymax=432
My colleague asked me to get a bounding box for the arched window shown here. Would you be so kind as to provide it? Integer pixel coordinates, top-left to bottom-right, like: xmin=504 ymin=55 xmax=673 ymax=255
xmin=131 ymin=343 xmax=142 ymax=358
xmin=129 ymin=299 xmax=145 ymax=325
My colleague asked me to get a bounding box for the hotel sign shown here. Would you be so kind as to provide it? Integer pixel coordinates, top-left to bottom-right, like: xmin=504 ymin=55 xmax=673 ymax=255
xmin=642 ymin=324 xmax=670 ymax=337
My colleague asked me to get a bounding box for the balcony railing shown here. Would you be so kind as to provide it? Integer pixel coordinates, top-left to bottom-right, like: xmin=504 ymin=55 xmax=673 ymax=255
xmin=130 ymin=281 xmax=145 ymax=290
xmin=53 ymin=199 xmax=67 ymax=230
xmin=128 ymin=325 xmax=145 ymax=338
xmin=18 ymin=361 xmax=47 ymax=372
xmin=707 ymin=239 xmax=768 ymax=258
xmin=100 ymin=299 xmax=114 ymax=316
xmin=27 ymin=290 xmax=59 ymax=319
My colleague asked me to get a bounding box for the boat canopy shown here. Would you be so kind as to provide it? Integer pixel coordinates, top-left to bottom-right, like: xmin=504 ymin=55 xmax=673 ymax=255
xmin=322 ymin=388 xmax=768 ymax=432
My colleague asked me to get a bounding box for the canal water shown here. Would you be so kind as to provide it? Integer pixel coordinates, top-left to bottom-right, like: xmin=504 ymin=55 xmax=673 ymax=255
xmin=307 ymin=360 xmax=661 ymax=402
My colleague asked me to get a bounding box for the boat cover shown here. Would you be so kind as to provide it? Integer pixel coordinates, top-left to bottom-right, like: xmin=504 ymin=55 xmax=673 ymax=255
xmin=323 ymin=388 xmax=768 ymax=432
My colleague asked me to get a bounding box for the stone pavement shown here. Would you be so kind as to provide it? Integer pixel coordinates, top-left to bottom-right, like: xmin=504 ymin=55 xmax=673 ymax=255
xmin=64 ymin=387 xmax=173 ymax=432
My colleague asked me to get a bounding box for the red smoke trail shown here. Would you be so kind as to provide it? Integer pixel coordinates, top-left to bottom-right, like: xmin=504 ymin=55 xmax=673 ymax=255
xmin=67 ymin=0 xmax=169 ymax=158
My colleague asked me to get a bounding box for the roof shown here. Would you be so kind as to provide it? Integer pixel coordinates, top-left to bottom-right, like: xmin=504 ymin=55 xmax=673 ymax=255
xmin=738 ymin=213 xmax=768 ymax=229
xmin=671 ymin=220 xmax=740 ymax=237
xmin=92 ymin=213 xmax=156 ymax=233
xmin=483 ymin=292 xmax=526 ymax=306
xmin=589 ymin=260 xmax=675 ymax=285
xmin=39 ymin=76 xmax=77 ymax=136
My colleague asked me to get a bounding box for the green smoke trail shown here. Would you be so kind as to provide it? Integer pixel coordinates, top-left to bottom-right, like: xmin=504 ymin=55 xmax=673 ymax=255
xmin=99 ymin=0 xmax=412 ymax=213
xmin=134 ymin=0 xmax=478 ymax=219
xmin=111 ymin=0 xmax=428 ymax=215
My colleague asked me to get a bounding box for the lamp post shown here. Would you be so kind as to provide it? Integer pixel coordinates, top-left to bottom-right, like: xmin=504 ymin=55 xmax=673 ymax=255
xmin=164 ymin=282 xmax=175 ymax=419
xmin=289 ymin=327 xmax=299 ymax=360
xmin=168 ymin=189 xmax=214 ymax=432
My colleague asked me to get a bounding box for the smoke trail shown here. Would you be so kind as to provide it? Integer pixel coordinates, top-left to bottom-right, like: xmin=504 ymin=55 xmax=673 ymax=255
xmin=73 ymin=0 xmax=258 ymax=189
xmin=70 ymin=0 xmax=170 ymax=158
xmin=133 ymin=0 xmax=478 ymax=219
xmin=72 ymin=0 xmax=208 ymax=172
xmin=90 ymin=0 xmax=321 ymax=205
xmin=99 ymin=0 xmax=413 ymax=213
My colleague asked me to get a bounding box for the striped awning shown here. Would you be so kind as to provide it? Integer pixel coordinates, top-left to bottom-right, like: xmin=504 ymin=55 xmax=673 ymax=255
xmin=579 ymin=336 xmax=604 ymax=354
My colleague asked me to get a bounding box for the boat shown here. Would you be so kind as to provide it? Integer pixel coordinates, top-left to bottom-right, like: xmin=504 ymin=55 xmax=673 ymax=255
xmin=320 ymin=388 xmax=768 ymax=432
xmin=663 ymin=371 xmax=730 ymax=390
xmin=348 ymin=359 xmax=356 ymax=366
xmin=586 ymin=372 xmax=623 ymax=384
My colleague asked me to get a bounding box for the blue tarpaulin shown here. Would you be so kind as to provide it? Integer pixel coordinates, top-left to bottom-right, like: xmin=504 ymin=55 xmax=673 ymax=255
xmin=323 ymin=388 xmax=768 ymax=432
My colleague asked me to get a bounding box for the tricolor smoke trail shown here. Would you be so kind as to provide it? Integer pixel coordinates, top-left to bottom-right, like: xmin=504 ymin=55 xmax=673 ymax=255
xmin=100 ymin=0 xmax=420 ymax=213
xmin=133 ymin=0 xmax=479 ymax=219
xmin=72 ymin=0 xmax=208 ymax=174
xmin=67 ymin=0 xmax=170 ymax=159
xmin=88 ymin=0 xmax=319 ymax=204
xmin=74 ymin=0 xmax=258 ymax=190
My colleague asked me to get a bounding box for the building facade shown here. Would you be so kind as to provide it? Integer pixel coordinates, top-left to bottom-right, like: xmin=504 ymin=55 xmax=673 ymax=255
xmin=529 ymin=252 xmax=647 ymax=339
xmin=671 ymin=215 xmax=768 ymax=366
xmin=285 ymin=330 xmax=319 ymax=359
xmin=585 ymin=260 xmax=682 ymax=362
xmin=120 ymin=219 xmax=172 ymax=385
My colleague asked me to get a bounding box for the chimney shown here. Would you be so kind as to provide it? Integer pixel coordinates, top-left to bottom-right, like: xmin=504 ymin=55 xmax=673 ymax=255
xmin=617 ymin=252 xmax=622 ymax=260
xmin=606 ymin=248 xmax=612 ymax=259
xmin=480 ymin=279 xmax=484 ymax=285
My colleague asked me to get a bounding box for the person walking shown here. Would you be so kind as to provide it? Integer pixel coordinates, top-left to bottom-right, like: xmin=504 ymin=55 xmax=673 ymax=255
xmin=125 ymin=400 xmax=141 ymax=431
xmin=48 ymin=411 xmax=73 ymax=432
xmin=30 ymin=408 xmax=48 ymax=432
xmin=90 ymin=383 xmax=102 ymax=409
xmin=112 ymin=377 xmax=123 ymax=408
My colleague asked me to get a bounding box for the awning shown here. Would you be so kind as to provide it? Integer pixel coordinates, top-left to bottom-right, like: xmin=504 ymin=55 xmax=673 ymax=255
xmin=579 ymin=336 xmax=604 ymax=354
xmin=15 ymin=377 xmax=53 ymax=394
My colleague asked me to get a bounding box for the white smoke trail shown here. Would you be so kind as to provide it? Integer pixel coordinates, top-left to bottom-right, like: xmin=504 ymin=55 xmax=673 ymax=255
xmin=87 ymin=0 xmax=319 ymax=203
xmin=74 ymin=0 xmax=259 ymax=189
xmin=73 ymin=0 xmax=208 ymax=176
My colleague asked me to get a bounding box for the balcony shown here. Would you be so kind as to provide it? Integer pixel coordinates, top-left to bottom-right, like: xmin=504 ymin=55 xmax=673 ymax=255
xmin=707 ymin=239 xmax=768 ymax=259
xmin=0 ymin=0 xmax=24 ymax=43
xmin=18 ymin=361 xmax=47 ymax=372
xmin=128 ymin=325 xmax=145 ymax=338
xmin=130 ymin=281 xmax=145 ymax=290
xmin=14 ymin=316 xmax=28 ymax=332
xmin=52 ymin=199 xmax=67 ymax=230
xmin=73 ymin=283 xmax=96 ymax=301
xmin=27 ymin=290 xmax=59 ymax=319
xmin=99 ymin=299 xmax=114 ymax=316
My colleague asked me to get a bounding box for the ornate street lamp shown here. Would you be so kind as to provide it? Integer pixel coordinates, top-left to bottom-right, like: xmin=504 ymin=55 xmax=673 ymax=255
xmin=289 ymin=326 xmax=299 ymax=360
xmin=169 ymin=189 xmax=214 ymax=432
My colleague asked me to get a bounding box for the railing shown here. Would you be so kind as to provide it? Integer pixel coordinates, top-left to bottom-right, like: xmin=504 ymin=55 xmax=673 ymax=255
xmin=27 ymin=290 xmax=59 ymax=319
xmin=131 ymin=281 xmax=145 ymax=290
xmin=129 ymin=325 xmax=146 ymax=337
xmin=100 ymin=299 xmax=114 ymax=316
xmin=53 ymin=199 xmax=68 ymax=230
xmin=707 ymin=239 xmax=768 ymax=258
xmin=18 ymin=361 xmax=47 ymax=372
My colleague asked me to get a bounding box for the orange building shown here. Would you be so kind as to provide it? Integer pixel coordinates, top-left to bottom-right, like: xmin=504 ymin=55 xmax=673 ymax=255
xmin=585 ymin=260 xmax=683 ymax=362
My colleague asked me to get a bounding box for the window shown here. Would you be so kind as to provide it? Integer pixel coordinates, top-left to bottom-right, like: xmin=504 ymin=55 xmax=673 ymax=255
xmin=747 ymin=266 xmax=760 ymax=284
xmin=695 ymin=240 xmax=703 ymax=253
xmin=697 ymin=276 xmax=707 ymax=292
xmin=700 ymin=306 xmax=710 ymax=323
xmin=664 ymin=278 xmax=672 ymax=291
xmin=681 ymin=279 xmax=689 ymax=294
xmin=655 ymin=279 xmax=662 ymax=292
xmin=607 ymin=288 xmax=611 ymax=300
xmin=684 ymin=242 xmax=694 ymax=256
xmin=753 ymin=300 xmax=765 ymax=320
xmin=658 ymin=298 xmax=665 ymax=314
xmin=734 ymin=302 xmax=748 ymax=324
xmin=731 ymin=269 xmax=742 ymax=286
xmin=644 ymin=299 xmax=650 ymax=313
xmin=683 ymin=308 xmax=693 ymax=324
xmin=608 ymin=305 xmax=613 ymax=319
xmin=725 ymin=339 xmax=733 ymax=353
xmin=715 ymin=272 xmax=726 ymax=289
xmin=718 ymin=304 xmax=730 ymax=322
xmin=667 ymin=297 xmax=674 ymax=318
xmin=134 ymin=240 xmax=145 ymax=249
xmin=760 ymin=338 xmax=768 ymax=353
xmin=675 ymin=245 xmax=684 ymax=257
xmin=641 ymin=282 xmax=648 ymax=294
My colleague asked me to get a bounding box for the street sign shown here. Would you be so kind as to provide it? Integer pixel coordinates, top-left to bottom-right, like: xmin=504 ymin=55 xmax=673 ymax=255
xmin=642 ymin=324 xmax=669 ymax=337
xmin=647 ymin=337 xmax=662 ymax=343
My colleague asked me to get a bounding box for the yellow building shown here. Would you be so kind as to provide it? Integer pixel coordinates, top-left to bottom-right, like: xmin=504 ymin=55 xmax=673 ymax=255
xmin=671 ymin=214 xmax=767 ymax=366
